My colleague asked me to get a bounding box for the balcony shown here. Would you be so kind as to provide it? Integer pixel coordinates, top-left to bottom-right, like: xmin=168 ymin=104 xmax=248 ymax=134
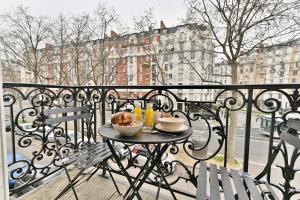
xmin=2 ymin=83 xmax=300 ymax=199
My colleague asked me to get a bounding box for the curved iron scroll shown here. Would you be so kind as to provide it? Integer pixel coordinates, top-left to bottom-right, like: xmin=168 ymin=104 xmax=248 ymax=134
xmin=3 ymin=83 xmax=300 ymax=199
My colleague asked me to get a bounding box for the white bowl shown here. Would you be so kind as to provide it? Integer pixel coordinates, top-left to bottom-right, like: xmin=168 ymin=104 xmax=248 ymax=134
xmin=112 ymin=123 xmax=143 ymax=136
xmin=157 ymin=117 xmax=185 ymax=131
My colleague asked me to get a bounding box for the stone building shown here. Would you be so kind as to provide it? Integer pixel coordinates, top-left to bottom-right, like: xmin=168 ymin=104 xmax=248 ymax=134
xmin=39 ymin=22 xmax=214 ymax=103
xmin=214 ymin=39 xmax=300 ymax=110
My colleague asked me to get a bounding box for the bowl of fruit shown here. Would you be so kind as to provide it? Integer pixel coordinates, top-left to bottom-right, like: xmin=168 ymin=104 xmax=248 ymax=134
xmin=111 ymin=112 xmax=143 ymax=136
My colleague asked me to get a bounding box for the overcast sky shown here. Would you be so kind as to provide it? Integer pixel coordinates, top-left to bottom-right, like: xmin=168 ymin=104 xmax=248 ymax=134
xmin=0 ymin=0 xmax=187 ymax=29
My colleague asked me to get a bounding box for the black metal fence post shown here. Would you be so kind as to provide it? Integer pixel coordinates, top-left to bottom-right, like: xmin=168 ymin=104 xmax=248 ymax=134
xmin=243 ymin=88 xmax=253 ymax=172
xmin=101 ymin=88 xmax=106 ymax=125
xmin=267 ymin=112 xmax=276 ymax=181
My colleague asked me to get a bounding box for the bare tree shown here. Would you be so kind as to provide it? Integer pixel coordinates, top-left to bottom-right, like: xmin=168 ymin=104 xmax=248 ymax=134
xmin=180 ymin=29 xmax=229 ymax=85
xmin=46 ymin=14 xmax=73 ymax=85
xmin=143 ymin=36 xmax=173 ymax=85
xmin=185 ymin=0 xmax=300 ymax=164
xmin=0 ymin=46 xmax=20 ymax=83
xmin=133 ymin=8 xmax=172 ymax=85
xmin=86 ymin=3 xmax=130 ymax=86
xmin=133 ymin=7 xmax=156 ymax=32
xmin=1 ymin=46 xmax=28 ymax=121
xmin=68 ymin=14 xmax=92 ymax=86
xmin=0 ymin=6 xmax=50 ymax=83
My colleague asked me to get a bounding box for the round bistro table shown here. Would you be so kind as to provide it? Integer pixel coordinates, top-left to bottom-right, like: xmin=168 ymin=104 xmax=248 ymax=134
xmin=98 ymin=124 xmax=192 ymax=200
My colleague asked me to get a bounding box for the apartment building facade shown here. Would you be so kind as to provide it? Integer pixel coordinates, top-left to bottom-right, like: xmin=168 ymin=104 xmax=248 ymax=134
xmin=39 ymin=22 xmax=214 ymax=104
xmin=214 ymin=39 xmax=300 ymax=110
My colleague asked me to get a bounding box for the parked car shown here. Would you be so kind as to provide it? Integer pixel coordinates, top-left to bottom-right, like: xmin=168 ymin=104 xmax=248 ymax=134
xmin=7 ymin=153 xmax=43 ymax=197
xmin=256 ymin=113 xmax=298 ymax=138
xmin=189 ymin=111 xmax=214 ymax=120
xmin=199 ymin=112 xmax=214 ymax=120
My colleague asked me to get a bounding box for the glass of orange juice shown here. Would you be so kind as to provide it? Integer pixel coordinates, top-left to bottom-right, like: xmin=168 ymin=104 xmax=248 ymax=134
xmin=145 ymin=103 xmax=154 ymax=128
xmin=134 ymin=103 xmax=143 ymax=122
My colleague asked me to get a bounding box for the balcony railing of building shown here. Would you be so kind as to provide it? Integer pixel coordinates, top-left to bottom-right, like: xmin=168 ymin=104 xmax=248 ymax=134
xmin=2 ymin=83 xmax=300 ymax=199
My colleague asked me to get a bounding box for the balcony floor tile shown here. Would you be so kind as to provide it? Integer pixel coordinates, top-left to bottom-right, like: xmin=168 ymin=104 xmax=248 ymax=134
xmin=19 ymin=169 xmax=170 ymax=200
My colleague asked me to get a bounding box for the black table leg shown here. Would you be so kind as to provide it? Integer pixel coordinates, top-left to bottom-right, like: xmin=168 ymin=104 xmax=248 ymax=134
xmin=123 ymin=144 xmax=161 ymax=199
xmin=105 ymin=140 xmax=143 ymax=200
xmin=127 ymin=143 xmax=170 ymax=200
xmin=155 ymin=176 xmax=162 ymax=200
xmin=145 ymin=145 xmax=177 ymax=200
xmin=155 ymin=163 xmax=177 ymax=200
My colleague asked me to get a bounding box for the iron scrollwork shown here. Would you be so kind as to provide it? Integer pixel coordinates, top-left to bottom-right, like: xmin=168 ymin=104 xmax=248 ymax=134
xmin=2 ymin=83 xmax=300 ymax=199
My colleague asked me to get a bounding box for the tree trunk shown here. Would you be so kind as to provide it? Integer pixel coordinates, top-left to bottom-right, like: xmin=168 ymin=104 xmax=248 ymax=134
xmin=227 ymin=61 xmax=238 ymax=165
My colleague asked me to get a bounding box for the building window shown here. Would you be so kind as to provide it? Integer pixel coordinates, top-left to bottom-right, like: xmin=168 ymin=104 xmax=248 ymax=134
xmin=280 ymin=63 xmax=285 ymax=70
xmin=293 ymin=70 xmax=298 ymax=76
xmin=191 ymin=51 xmax=195 ymax=59
xmin=169 ymin=74 xmax=172 ymax=79
xmin=270 ymin=65 xmax=275 ymax=73
xmin=250 ymin=66 xmax=253 ymax=73
xmin=279 ymin=71 xmax=284 ymax=77
xmin=179 ymin=42 xmax=185 ymax=51
xmin=272 ymin=57 xmax=275 ymax=63
xmin=240 ymin=65 xmax=244 ymax=73
xmin=189 ymin=71 xmax=194 ymax=80
xmin=191 ymin=41 xmax=195 ymax=59
xmin=164 ymin=54 xmax=169 ymax=61
xmin=179 ymin=53 xmax=184 ymax=63
xmin=165 ymin=64 xmax=168 ymax=71
xmin=178 ymin=73 xmax=183 ymax=81
xmin=179 ymin=32 xmax=185 ymax=40
xmin=292 ymin=78 xmax=297 ymax=83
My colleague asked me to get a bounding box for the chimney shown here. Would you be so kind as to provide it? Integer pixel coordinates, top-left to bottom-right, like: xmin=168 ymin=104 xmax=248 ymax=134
xmin=111 ymin=31 xmax=118 ymax=38
xmin=160 ymin=20 xmax=166 ymax=29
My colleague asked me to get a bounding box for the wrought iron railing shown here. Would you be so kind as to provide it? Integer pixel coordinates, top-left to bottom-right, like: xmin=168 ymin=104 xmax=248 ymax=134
xmin=2 ymin=83 xmax=300 ymax=199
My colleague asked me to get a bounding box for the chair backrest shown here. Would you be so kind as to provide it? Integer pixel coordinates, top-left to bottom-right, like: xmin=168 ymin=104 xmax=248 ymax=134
xmin=280 ymin=118 xmax=300 ymax=148
xmin=44 ymin=106 xmax=94 ymax=143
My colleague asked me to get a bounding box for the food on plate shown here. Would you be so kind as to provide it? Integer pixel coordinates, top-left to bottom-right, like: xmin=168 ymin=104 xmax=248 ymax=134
xmin=111 ymin=112 xmax=141 ymax=126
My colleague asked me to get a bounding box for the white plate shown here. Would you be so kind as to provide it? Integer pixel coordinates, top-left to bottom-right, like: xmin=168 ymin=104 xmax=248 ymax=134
xmin=155 ymin=123 xmax=189 ymax=133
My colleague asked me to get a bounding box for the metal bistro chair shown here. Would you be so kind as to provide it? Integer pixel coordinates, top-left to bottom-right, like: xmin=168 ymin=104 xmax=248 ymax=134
xmin=44 ymin=105 xmax=121 ymax=200
xmin=196 ymin=118 xmax=300 ymax=200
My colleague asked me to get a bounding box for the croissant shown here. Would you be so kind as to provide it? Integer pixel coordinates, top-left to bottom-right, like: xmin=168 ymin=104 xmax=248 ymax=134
xmin=111 ymin=112 xmax=132 ymax=126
